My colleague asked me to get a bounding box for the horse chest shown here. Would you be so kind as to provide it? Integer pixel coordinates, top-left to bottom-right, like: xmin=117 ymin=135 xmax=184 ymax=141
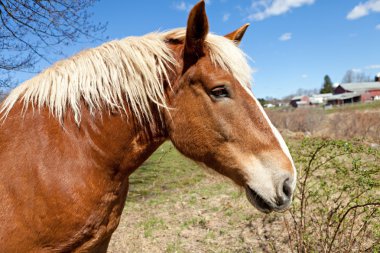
xmin=61 ymin=181 xmax=129 ymax=252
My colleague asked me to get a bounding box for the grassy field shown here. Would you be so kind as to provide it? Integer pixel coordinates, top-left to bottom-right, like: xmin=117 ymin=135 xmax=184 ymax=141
xmin=108 ymin=142 xmax=270 ymax=252
xmin=325 ymin=100 xmax=380 ymax=113
xmin=266 ymin=100 xmax=380 ymax=113
xmin=108 ymin=139 xmax=380 ymax=253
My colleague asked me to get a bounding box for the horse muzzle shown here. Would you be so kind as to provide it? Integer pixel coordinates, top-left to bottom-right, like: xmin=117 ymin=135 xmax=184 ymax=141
xmin=245 ymin=176 xmax=294 ymax=213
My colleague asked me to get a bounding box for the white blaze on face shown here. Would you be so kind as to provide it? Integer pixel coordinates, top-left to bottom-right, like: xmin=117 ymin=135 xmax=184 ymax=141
xmin=241 ymin=86 xmax=297 ymax=191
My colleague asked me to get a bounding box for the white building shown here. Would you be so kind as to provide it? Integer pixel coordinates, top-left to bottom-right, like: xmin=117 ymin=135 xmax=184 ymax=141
xmin=309 ymin=93 xmax=333 ymax=105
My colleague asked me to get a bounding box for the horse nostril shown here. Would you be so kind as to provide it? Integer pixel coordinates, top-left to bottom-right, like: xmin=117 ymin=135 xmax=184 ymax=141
xmin=283 ymin=178 xmax=292 ymax=199
xmin=276 ymin=178 xmax=293 ymax=207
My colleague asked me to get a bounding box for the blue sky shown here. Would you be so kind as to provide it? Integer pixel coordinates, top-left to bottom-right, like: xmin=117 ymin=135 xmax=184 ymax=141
xmin=14 ymin=0 xmax=380 ymax=98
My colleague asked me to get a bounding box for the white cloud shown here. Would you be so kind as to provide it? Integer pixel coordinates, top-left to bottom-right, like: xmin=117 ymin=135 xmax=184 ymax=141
xmin=347 ymin=0 xmax=380 ymax=20
xmin=365 ymin=64 xmax=380 ymax=70
xmin=301 ymin=74 xmax=308 ymax=79
xmin=376 ymin=24 xmax=380 ymax=30
xmin=173 ymin=0 xmax=212 ymax=12
xmin=173 ymin=1 xmax=188 ymax=11
xmin=351 ymin=68 xmax=362 ymax=73
xmin=279 ymin=32 xmax=292 ymax=41
xmin=247 ymin=0 xmax=315 ymax=21
xmin=223 ymin=13 xmax=230 ymax=22
xmin=347 ymin=5 xmax=369 ymax=20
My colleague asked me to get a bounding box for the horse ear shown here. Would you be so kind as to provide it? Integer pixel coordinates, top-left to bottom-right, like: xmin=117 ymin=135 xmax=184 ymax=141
xmin=224 ymin=23 xmax=250 ymax=45
xmin=183 ymin=0 xmax=209 ymax=71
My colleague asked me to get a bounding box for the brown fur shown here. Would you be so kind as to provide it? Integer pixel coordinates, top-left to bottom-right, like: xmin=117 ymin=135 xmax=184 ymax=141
xmin=0 ymin=1 xmax=294 ymax=252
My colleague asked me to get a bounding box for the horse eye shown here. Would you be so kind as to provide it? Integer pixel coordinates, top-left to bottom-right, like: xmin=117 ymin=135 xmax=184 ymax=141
xmin=210 ymin=86 xmax=229 ymax=98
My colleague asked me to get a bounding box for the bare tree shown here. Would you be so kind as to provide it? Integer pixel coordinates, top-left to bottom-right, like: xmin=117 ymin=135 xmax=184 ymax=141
xmin=342 ymin=70 xmax=372 ymax=83
xmin=0 ymin=0 xmax=106 ymax=89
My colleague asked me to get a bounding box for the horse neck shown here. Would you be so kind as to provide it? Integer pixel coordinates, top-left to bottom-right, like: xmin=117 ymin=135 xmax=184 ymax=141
xmin=72 ymin=104 xmax=167 ymax=177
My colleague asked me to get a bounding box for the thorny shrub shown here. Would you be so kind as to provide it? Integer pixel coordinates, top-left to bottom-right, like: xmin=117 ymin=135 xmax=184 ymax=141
xmin=284 ymin=138 xmax=380 ymax=253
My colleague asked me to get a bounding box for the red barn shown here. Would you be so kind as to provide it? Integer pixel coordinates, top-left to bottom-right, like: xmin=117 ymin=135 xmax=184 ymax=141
xmin=334 ymin=82 xmax=380 ymax=102
xmin=290 ymin=95 xmax=310 ymax=108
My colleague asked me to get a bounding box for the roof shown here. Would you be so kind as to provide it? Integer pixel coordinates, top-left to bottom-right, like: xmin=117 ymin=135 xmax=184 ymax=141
xmin=338 ymin=82 xmax=380 ymax=93
xmin=296 ymin=101 xmax=309 ymax=105
xmin=309 ymin=97 xmax=324 ymax=104
xmin=327 ymin=92 xmax=361 ymax=101
xmin=291 ymin=95 xmax=308 ymax=100
xmin=311 ymin=93 xmax=332 ymax=98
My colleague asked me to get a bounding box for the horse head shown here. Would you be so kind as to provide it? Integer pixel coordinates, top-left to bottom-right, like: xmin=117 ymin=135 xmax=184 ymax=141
xmin=165 ymin=1 xmax=296 ymax=213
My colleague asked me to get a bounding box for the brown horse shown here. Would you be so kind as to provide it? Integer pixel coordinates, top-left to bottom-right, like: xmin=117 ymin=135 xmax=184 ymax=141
xmin=0 ymin=1 xmax=296 ymax=252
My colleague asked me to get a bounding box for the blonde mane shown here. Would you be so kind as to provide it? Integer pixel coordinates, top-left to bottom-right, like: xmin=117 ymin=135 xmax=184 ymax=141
xmin=0 ymin=28 xmax=252 ymax=125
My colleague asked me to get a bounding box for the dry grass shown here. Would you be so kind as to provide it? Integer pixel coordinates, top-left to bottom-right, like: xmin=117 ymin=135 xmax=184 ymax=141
xmin=266 ymin=108 xmax=325 ymax=134
xmin=266 ymin=107 xmax=380 ymax=143
xmin=326 ymin=111 xmax=380 ymax=142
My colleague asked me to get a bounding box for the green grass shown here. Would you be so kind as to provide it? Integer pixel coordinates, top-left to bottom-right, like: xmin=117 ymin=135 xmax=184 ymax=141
xmin=127 ymin=142 xmax=205 ymax=204
xmin=265 ymin=100 xmax=380 ymax=115
xmin=126 ymin=142 xmax=238 ymax=210
xmin=139 ymin=216 xmax=166 ymax=238
xmin=165 ymin=242 xmax=184 ymax=253
xmin=326 ymin=100 xmax=380 ymax=113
